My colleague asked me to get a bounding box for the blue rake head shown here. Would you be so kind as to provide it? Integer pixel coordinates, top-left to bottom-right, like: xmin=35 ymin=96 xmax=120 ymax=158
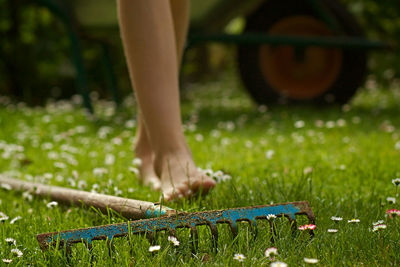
xmin=37 ymin=201 xmax=314 ymax=253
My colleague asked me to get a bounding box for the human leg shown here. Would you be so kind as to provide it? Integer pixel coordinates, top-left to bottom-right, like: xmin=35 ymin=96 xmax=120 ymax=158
xmin=133 ymin=0 xmax=189 ymax=190
xmin=117 ymin=0 xmax=215 ymax=200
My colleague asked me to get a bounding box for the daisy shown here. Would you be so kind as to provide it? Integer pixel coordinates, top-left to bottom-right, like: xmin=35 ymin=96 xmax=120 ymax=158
xmin=23 ymin=191 xmax=33 ymax=202
xmin=11 ymin=248 xmax=23 ymax=257
xmin=392 ymin=178 xmax=400 ymax=186
xmin=270 ymin=261 xmax=288 ymax=267
xmin=5 ymin=238 xmax=16 ymax=245
xmin=264 ymin=247 xmax=278 ymax=258
xmin=148 ymin=245 xmax=161 ymax=252
xmin=93 ymin=168 xmax=108 ymax=177
xmin=386 ymin=197 xmax=396 ymax=204
xmin=10 ymin=216 xmax=21 ymax=224
xmin=132 ymin=158 xmax=142 ymax=167
xmin=266 ymin=214 xmax=277 ymax=220
xmin=298 ymin=224 xmax=316 ymax=230
xmin=386 ymin=209 xmax=400 ymax=218
xmin=304 ymin=258 xmax=319 ymax=264
xmin=372 ymin=220 xmax=385 ymax=226
xmin=347 ymin=219 xmax=360 ymax=223
xmin=129 ymin=167 xmax=139 ymax=175
xmin=266 ymin=150 xmax=275 ymax=159
xmin=104 ymin=154 xmax=115 ymax=165
xmin=167 ymin=236 xmax=180 ymax=247
xmin=233 ymin=253 xmax=246 ymax=262
xmin=327 ymin=229 xmax=338 ymax=233
xmin=0 ymin=212 xmax=9 ymax=222
xmin=2 ymin=259 xmax=12 ymax=264
xmin=330 ymin=216 xmax=343 ymax=222
xmin=294 ymin=120 xmax=305 ymax=128
xmin=46 ymin=201 xmax=58 ymax=209
xmin=372 ymin=224 xmax=387 ymax=232
xmin=1 ymin=183 xmax=11 ymax=190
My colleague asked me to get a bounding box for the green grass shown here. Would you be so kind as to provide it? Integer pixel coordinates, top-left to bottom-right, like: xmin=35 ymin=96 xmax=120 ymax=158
xmin=1 ymin=73 xmax=400 ymax=266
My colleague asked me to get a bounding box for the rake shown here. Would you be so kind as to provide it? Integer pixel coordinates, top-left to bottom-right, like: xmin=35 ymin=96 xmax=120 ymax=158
xmin=0 ymin=175 xmax=315 ymax=253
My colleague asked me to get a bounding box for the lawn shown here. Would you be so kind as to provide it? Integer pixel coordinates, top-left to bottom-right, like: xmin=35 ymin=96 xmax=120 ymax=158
xmin=1 ymin=73 xmax=400 ymax=266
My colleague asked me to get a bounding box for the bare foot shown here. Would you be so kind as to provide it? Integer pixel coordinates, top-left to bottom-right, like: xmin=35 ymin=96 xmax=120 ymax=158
xmin=154 ymin=151 xmax=216 ymax=201
xmin=134 ymin=153 xmax=161 ymax=191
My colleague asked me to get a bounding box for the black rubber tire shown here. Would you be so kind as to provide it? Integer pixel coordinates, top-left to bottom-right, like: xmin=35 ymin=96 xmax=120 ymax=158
xmin=237 ymin=0 xmax=367 ymax=104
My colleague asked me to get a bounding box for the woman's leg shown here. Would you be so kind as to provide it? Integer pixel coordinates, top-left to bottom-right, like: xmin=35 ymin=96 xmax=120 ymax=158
xmin=133 ymin=0 xmax=190 ymax=191
xmin=118 ymin=0 xmax=215 ymax=200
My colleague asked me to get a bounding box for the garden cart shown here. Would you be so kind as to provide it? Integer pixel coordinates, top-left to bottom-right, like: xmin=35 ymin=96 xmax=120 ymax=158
xmin=35 ymin=0 xmax=390 ymax=110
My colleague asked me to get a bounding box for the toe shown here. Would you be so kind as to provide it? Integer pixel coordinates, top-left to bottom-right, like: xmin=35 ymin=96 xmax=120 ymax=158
xmin=162 ymin=187 xmax=183 ymax=201
xmin=190 ymin=176 xmax=216 ymax=195
xmin=147 ymin=177 xmax=161 ymax=191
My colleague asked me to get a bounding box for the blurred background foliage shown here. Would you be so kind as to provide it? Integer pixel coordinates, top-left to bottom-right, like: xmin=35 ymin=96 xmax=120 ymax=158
xmin=0 ymin=0 xmax=399 ymax=104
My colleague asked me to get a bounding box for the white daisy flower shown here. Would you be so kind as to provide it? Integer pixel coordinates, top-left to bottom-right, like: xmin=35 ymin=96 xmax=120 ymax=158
xmin=0 ymin=212 xmax=9 ymax=222
xmin=1 ymin=183 xmax=11 ymax=190
xmin=129 ymin=167 xmax=139 ymax=175
xmin=303 ymin=167 xmax=313 ymax=175
xmin=327 ymin=229 xmax=338 ymax=233
xmin=10 ymin=216 xmax=22 ymax=224
xmin=266 ymin=214 xmax=277 ymax=220
xmin=372 ymin=220 xmax=385 ymax=226
xmin=23 ymin=191 xmax=33 ymax=202
xmin=325 ymin=121 xmax=335 ymax=128
xmin=167 ymin=236 xmax=180 ymax=247
xmin=93 ymin=168 xmax=108 ymax=177
xmin=148 ymin=245 xmax=161 ymax=252
xmin=392 ymin=178 xmax=400 ymax=186
xmin=132 ymin=158 xmax=142 ymax=167
xmin=77 ymin=180 xmax=87 ymax=189
xmin=270 ymin=261 xmax=288 ymax=267
xmin=386 ymin=197 xmax=396 ymax=204
xmin=54 ymin=162 xmax=67 ymax=169
xmin=104 ymin=154 xmax=115 ymax=165
xmin=294 ymin=120 xmax=305 ymax=128
xmin=125 ymin=120 xmax=136 ymax=129
xmin=5 ymin=238 xmax=16 ymax=245
xmin=11 ymin=248 xmax=23 ymax=257
xmin=233 ymin=253 xmax=246 ymax=262
xmin=46 ymin=201 xmax=58 ymax=209
xmin=264 ymin=247 xmax=278 ymax=257
xmin=195 ymin=134 xmax=204 ymax=142
xmin=266 ymin=150 xmax=275 ymax=159
xmin=395 ymin=141 xmax=400 ymax=150
xmin=2 ymin=259 xmax=12 ymax=263
xmin=304 ymin=258 xmax=319 ymax=264
xmin=372 ymin=224 xmax=387 ymax=232
xmin=348 ymin=218 xmax=360 ymax=223
xmin=330 ymin=216 xmax=343 ymax=222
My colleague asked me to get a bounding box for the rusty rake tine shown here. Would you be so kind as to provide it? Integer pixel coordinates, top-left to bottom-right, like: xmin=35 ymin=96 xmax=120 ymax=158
xmin=190 ymin=227 xmax=199 ymax=254
xmin=83 ymin=241 xmax=95 ymax=263
xmin=287 ymin=217 xmax=298 ymax=238
xmin=229 ymin=222 xmax=238 ymax=240
xmin=208 ymin=223 xmax=218 ymax=253
xmin=65 ymin=243 xmax=72 ymax=262
xmin=167 ymin=229 xmax=177 ymax=239
xmin=106 ymin=238 xmax=115 ymax=257
xmin=146 ymin=232 xmax=156 ymax=245
xmin=307 ymin=212 xmax=316 ymax=238
xmin=247 ymin=219 xmax=258 ymax=239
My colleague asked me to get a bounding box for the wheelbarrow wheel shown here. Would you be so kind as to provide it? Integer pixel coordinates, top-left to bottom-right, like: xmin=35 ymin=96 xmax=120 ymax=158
xmin=237 ymin=0 xmax=367 ymax=104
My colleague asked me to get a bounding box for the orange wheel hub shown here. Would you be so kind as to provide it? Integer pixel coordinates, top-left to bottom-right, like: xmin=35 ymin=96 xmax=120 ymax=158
xmin=259 ymin=16 xmax=342 ymax=99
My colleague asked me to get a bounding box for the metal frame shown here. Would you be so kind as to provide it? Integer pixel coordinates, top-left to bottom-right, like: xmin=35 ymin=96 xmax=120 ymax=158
xmin=35 ymin=0 xmax=391 ymax=113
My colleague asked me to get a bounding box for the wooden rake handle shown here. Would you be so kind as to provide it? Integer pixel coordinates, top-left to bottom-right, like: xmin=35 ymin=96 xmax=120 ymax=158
xmin=0 ymin=175 xmax=175 ymax=220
